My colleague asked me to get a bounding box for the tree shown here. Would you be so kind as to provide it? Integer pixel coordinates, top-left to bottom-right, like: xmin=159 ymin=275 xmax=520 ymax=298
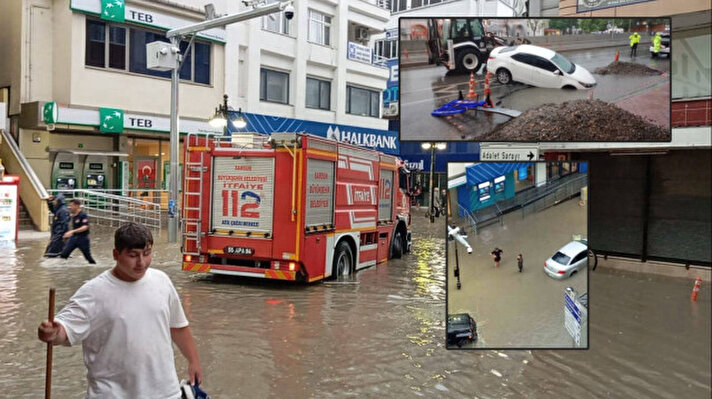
xmin=549 ymin=19 xmax=577 ymax=34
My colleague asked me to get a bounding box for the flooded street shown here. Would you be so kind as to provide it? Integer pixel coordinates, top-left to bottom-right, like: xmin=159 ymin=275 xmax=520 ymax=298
xmin=401 ymin=45 xmax=670 ymax=141
xmin=0 ymin=212 xmax=709 ymax=398
xmin=448 ymin=199 xmax=588 ymax=349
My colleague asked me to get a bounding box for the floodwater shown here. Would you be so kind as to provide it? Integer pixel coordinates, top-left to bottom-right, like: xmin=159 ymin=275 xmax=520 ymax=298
xmin=1 ymin=212 xmax=710 ymax=398
xmin=401 ymin=45 xmax=670 ymax=141
xmin=448 ymin=199 xmax=588 ymax=349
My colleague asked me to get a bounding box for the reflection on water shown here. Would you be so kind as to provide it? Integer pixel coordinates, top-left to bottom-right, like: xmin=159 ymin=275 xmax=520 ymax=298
xmin=0 ymin=220 xmax=709 ymax=398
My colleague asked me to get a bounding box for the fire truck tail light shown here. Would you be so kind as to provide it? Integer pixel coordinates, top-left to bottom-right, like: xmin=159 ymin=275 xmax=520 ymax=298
xmin=185 ymin=255 xmax=192 ymax=262
xmin=288 ymin=262 xmax=296 ymax=271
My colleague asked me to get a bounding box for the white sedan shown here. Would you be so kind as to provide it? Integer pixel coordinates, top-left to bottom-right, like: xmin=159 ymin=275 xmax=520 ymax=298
xmin=487 ymin=45 xmax=596 ymax=90
xmin=544 ymin=240 xmax=589 ymax=279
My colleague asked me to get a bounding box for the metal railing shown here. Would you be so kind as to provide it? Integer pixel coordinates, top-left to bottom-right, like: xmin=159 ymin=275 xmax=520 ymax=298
xmin=460 ymin=202 xmax=504 ymax=234
xmin=457 ymin=203 xmax=478 ymax=234
xmin=521 ymin=175 xmax=588 ymax=219
xmin=48 ymin=189 xmax=162 ymax=231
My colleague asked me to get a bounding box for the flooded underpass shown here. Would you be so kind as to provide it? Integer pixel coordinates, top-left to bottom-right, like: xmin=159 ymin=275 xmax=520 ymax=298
xmin=0 ymin=213 xmax=709 ymax=398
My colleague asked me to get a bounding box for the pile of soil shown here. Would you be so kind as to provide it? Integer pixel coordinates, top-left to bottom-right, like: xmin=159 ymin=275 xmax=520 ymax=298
xmin=479 ymin=99 xmax=669 ymax=141
xmin=594 ymin=61 xmax=662 ymax=75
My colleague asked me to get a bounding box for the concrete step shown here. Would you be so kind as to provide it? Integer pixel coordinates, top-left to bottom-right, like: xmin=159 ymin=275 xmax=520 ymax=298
xmin=18 ymin=199 xmax=36 ymax=230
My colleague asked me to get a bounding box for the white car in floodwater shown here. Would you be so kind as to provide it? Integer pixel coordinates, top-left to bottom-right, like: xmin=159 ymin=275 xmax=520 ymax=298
xmin=487 ymin=45 xmax=597 ymax=90
xmin=544 ymin=240 xmax=589 ymax=279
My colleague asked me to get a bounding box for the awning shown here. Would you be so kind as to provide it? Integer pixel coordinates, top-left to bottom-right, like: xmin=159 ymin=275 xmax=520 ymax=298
xmin=48 ymin=148 xmax=129 ymax=157
xmin=466 ymin=162 xmax=533 ymax=186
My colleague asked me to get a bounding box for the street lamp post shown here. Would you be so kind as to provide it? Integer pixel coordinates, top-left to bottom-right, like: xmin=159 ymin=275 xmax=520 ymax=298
xmin=151 ymin=1 xmax=293 ymax=242
xmin=422 ymin=142 xmax=446 ymax=223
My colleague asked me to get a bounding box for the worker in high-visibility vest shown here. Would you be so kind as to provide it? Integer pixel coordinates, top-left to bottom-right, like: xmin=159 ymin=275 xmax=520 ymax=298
xmin=652 ymin=32 xmax=662 ymax=58
xmin=629 ymin=32 xmax=641 ymax=57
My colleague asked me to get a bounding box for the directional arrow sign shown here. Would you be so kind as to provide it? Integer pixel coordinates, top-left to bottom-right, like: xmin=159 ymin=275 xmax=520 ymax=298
xmin=480 ymin=147 xmax=539 ymax=162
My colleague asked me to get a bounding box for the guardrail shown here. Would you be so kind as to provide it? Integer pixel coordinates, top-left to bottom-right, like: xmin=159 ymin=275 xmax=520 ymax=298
xmin=521 ymin=175 xmax=588 ymax=219
xmin=48 ymin=189 xmax=162 ymax=231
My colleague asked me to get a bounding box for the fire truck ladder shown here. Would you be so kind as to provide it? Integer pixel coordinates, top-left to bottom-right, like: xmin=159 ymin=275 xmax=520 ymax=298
xmin=181 ymin=133 xmax=209 ymax=255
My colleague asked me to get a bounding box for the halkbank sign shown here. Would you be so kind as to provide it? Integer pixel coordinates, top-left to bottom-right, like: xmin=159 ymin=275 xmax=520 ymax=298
xmin=70 ymin=0 xmax=226 ymax=42
xmin=229 ymin=111 xmax=399 ymax=155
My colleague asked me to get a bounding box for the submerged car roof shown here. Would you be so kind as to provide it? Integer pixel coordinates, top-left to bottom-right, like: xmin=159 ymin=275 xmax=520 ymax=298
xmin=557 ymin=240 xmax=588 ymax=257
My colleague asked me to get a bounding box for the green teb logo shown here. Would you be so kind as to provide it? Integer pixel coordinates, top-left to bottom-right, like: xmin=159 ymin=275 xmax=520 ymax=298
xmin=101 ymin=0 xmax=125 ymax=22
xmin=99 ymin=108 xmax=124 ymax=133
xmin=43 ymin=102 xmax=58 ymax=124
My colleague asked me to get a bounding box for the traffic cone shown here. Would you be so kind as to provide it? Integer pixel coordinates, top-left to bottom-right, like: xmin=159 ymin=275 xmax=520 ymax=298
xmin=467 ymin=71 xmax=478 ymax=100
xmin=615 ymin=50 xmax=620 ymax=62
xmin=483 ymin=72 xmax=493 ymax=108
xmin=691 ymin=277 xmax=702 ymax=302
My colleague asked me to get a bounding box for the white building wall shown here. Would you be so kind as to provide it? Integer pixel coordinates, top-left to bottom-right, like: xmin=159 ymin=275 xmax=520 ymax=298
xmin=224 ymin=0 xmax=390 ymax=131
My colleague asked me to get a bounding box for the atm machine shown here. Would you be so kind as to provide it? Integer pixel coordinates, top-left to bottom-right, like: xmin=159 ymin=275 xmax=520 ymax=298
xmin=83 ymin=155 xmax=108 ymax=189
xmin=51 ymin=153 xmax=80 ymax=193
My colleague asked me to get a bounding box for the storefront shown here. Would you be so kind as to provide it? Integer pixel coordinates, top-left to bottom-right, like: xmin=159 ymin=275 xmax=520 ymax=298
xmin=454 ymin=162 xmax=533 ymax=214
xmin=19 ymin=101 xmax=221 ymax=206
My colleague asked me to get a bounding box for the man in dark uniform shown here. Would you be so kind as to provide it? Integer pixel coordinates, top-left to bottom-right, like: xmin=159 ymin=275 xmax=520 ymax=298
xmin=60 ymin=198 xmax=96 ymax=264
xmin=45 ymin=193 xmax=70 ymax=257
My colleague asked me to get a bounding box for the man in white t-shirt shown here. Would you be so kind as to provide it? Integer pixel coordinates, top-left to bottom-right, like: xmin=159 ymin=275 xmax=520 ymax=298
xmin=38 ymin=223 xmax=203 ymax=398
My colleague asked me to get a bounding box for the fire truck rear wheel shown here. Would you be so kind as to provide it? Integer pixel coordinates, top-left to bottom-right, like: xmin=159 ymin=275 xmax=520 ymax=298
xmin=391 ymin=230 xmax=404 ymax=259
xmin=333 ymin=241 xmax=354 ymax=279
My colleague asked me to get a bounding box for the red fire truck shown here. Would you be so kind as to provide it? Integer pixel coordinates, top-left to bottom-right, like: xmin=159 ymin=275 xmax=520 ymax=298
xmin=181 ymin=132 xmax=413 ymax=283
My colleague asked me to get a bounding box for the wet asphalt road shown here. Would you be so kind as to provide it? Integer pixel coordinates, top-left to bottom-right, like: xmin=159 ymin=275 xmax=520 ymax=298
xmin=0 ymin=209 xmax=709 ymax=398
xmin=400 ymin=45 xmax=671 ymax=141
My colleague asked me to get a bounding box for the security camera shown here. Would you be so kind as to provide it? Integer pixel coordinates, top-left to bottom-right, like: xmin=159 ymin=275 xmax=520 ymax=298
xmin=283 ymin=4 xmax=294 ymax=20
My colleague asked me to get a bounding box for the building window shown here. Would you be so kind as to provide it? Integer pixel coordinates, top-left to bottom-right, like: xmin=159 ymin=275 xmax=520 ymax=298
xmin=672 ymin=33 xmax=711 ymax=99
xmin=260 ymin=68 xmax=290 ymax=104
xmin=85 ymin=19 xmax=211 ymax=84
xmin=86 ymin=19 xmax=106 ymax=67
xmin=346 ymin=86 xmax=380 ymax=118
xmin=306 ymin=77 xmax=331 ymax=110
xmin=391 ymin=0 xmax=408 ymax=13
xmin=308 ymin=9 xmax=331 ymax=46
xmin=262 ymin=0 xmax=290 ymax=35
xmin=375 ymin=39 xmax=398 ymax=59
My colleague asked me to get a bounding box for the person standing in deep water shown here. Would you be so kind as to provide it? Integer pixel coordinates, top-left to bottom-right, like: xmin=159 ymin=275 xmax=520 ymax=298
xmin=60 ymin=198 xmax=96 ymax=264
xmin=45 ymin=194 xmax=70 ymax=257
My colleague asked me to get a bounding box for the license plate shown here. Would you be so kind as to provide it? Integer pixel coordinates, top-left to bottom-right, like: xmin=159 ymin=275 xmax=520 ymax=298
xmin=224 ymin=246 xmax=254 ymax=255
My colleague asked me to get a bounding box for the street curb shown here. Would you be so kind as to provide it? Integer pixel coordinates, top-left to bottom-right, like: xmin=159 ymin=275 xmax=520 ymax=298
xmin=597 ymin=256 xmax=711 ymax=282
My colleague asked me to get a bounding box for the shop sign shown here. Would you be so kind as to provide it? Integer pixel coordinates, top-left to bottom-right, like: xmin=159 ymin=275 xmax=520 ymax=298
xmin=383 ymin=59 xmax=399 ymax=107
xmin=385 ymin=28 xmax=398 ymax=40
xmin=43 ymin=102 xmax=58 ymax=124
xmin=101 ymin=0 xmax=124 ymax=22
xmin=71 ymin=0 xmax=226 ymax=42
xmin=577 ymin=0 xmax=653 ymax=12
xmin=43 ymin=103 xmax=222 ymax=135
xmin=347 ymin=42 xmax=373 ymax=64
xmin=99 ymin=107 xmax=124 ymax=133
xmin=232 ymin=112 xmax=399 ymax=155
